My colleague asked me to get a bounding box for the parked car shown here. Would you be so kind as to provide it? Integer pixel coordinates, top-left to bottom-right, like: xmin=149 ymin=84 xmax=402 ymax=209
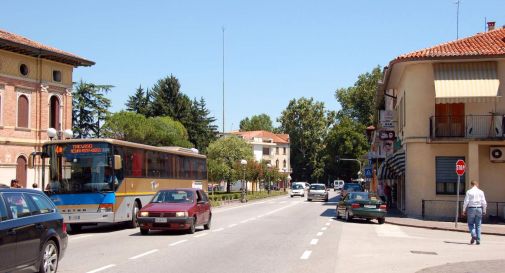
xmin=307 ymin=184 xmax=329 ymax=202
xmin=336 ymin=191 xmax=387 ymax=224
xmin=333 ymin=180 xmax=345 ymax=191
xmin=341 ymin=183 xmax=363 ymax=197
xmin=290 ymin=184 xmax=305 ymax=198
xmin=0 ymin=188 xmax=67 ymax=273
xmin=137 ymin=188 xmax=211 ymax=235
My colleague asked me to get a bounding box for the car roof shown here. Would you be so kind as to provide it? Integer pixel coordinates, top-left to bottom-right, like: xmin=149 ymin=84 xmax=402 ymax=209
xmin=159 ymin=188 xmax=198 ymax=192
xmin=311 ymin=183 xmax=326 ymax=186
xmin=0 ymin=188 xmax=44 ymax=194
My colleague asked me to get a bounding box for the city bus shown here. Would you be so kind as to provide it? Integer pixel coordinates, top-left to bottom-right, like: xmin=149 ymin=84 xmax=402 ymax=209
xmin=29 ymin=138 xmax=207 ymax=232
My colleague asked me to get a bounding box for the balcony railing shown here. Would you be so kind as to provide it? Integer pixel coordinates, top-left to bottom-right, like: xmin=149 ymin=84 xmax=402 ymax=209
xmin=430 ymin=115 xmax=505 ymax=139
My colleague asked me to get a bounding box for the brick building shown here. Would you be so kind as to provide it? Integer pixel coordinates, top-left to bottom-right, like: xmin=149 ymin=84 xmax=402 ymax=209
xmin=0 ymin=29 xmax=94 ymax=188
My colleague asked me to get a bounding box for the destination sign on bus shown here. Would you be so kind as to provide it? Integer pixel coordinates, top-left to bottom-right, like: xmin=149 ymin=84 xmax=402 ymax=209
xmin=68 ymin=144 xmax=104 ymax=154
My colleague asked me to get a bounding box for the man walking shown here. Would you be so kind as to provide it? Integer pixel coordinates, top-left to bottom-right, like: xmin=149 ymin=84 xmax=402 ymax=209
xmin=462 ymin=180 xmax=487 ymax=245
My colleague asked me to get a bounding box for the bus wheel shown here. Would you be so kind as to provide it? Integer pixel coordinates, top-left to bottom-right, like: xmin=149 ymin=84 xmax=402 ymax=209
xmin=127 ymin=202 xmax=139 ymax=229
xmin=69 ymin=224 xmax=82 ymax=233
xmin=140 ymin=228 xmax=149 ymax=235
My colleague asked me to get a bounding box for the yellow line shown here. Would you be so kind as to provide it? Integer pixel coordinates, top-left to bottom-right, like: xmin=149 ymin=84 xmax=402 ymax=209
xmin=115 ymin=192 xmax=156 ymax=197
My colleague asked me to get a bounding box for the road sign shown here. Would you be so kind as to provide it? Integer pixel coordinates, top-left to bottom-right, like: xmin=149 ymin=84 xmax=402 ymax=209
xmin=455 ymin=160 xmax=466 ymax=176
xmin=364 ymin=168 xmax=373 ymax=178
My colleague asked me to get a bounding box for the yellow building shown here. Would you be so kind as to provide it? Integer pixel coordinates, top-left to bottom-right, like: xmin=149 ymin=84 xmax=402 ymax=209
xmin=376 ymin=25 xmax=505 ymax=219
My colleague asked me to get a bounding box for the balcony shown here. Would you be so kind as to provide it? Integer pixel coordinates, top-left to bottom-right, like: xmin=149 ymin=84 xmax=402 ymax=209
xmin=429 ymin=115 xmax=505 ymax=139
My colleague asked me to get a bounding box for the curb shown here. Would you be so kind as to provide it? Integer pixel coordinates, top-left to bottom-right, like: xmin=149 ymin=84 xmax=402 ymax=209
xmin=385 ymin=220 xmax=505 ymax=236
xmin=212 ymin=192 xmax=289 ymax=208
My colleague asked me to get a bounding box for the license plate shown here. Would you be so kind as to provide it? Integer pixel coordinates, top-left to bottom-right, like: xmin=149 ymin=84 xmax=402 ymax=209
xmin=69 ymin=215 xmax=80 ymax=220
xmin=155 ymin=218 xmax=167 ymax=223
xmin=365 ymin=205 xmax=376 ymax=209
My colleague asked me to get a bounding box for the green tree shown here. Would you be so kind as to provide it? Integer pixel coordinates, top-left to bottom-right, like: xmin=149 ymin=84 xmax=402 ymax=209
xmin=239 ymin=114 xmax=274 ymax=132
xmin=125 ymin=85 xmax=150 ymax=116
xmin=145 ymin=116 xmax=192 ymax=147
xmin=72 ymin=80 xmax=113 ymax=138
xmin=149 ymin=75 xmax=192 ymax=122
xmin=186 ymin=98 xmax=218 ymax=152
xmin=335 ymin=66 xmax=382 ymax=126
xmin=278 ymin=97 xmax=335 ymax=182
xmin=206 ymin=136 xmax=253 ymax=193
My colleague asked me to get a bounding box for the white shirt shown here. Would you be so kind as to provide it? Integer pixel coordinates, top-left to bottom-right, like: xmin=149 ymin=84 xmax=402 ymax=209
xmin=463 ymin=186 xmax=487 ymax=212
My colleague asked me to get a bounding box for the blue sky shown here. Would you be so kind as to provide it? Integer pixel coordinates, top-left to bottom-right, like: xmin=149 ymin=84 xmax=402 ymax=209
xmin=2 ymin=1 xmax=504 ymax=132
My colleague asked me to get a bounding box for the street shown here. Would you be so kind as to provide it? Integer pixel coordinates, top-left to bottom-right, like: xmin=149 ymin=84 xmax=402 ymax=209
xmin=59 ymin=192 xmax=505 ymax=273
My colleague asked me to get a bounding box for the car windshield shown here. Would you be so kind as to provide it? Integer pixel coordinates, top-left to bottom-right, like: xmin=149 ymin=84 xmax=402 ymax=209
xmin=310 ymin=185 xmax=325 ymax=190
xmin=152 ymin=190 xmax=195 ymax=204
xmin=344 ymin=184 xmax=361 ymax=190
xmin=292 ymin=184 xmax=304 ymax=190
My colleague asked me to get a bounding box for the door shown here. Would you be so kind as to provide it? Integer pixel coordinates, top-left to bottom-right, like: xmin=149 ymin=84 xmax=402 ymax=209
xmin=435 ymin=103 xmax=465 ymax=137
xmin=16 ymin=156 xmax=27 ymax=188
xmin=195 ymin=191 xmax=206 ymax=224
xmin=0 ymin=195 xmax=17 ymax=272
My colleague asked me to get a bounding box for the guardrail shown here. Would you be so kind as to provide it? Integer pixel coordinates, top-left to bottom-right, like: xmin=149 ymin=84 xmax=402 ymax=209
xmin=422 ymin=199 xmax=505 ymax=223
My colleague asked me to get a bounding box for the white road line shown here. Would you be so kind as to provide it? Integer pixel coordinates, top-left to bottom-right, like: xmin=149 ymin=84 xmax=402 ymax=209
xmin=85 ymin=264 xmax=116 ymax=273
xmin=194 ymin=233 xmax=208 ymax=238
xmin=228 ymin=224 xmax=237 ymax=228
xmin=325 ymin=222 xmax=331 ymax=226
xmin=279 ymin=201 xmax=287 ymax=204
xmin=213 ymin=201 xmax=267 ymax=213
xmin=310 ymin=239 xmax=319 ymax=245
xmin=169 ymin=240 xmax=188 ymax=246
xmin=248 ymin=217 xmax=256 ymax=221
xmin=70 ymin=235 xmax=93 ymax=240
xmin=212 ymin=227 xmax=224 ymax=232
xmin=240 ymin=219 xmax=249 ymax=224
xmin=257 ymin=214 xmax=264 ymax=218
xmin=128 ymin=249 xmax=159 ymax=260
xmin=300 ymin=250 xmax=312 ymax=260
xmin=321 ymin=227 xmax=327 ymax=231
xmin=316 ymin=232 xmax=323 ymax=236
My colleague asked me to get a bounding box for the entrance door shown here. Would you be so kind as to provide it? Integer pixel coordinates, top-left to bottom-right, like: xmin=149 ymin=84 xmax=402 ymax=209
xmin=435 ymin=103 xmax=465 ymax=137
xmin=16 ymin=156 xmax=27 ymax=188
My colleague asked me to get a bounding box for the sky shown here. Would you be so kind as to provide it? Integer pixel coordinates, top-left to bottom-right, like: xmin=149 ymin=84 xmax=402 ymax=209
xmin=2 ymin=0 xmax=504 ymax=132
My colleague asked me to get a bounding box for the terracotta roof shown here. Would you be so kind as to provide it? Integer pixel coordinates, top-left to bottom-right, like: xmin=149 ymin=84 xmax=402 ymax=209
xmin=394 ymin=28 xmax=505 ymax=64
xmin=0 ymin=29 xmax=94 ymax=67
xmin=231 ymin=131 xmax=290 ymax=144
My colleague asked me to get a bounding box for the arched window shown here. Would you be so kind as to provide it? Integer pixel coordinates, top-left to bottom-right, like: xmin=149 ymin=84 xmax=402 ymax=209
xmin=16 ymin=156 xmax=27 ymax=188
xmin=49 ymin=96 xmax=61 ymax=130
xmin=283 ymin=160 xmax=287 ymax=168
xmin=275 ymin=159 xmax=279 ymax=168
xmin=17 ymin=95 xmax=29 ymax=128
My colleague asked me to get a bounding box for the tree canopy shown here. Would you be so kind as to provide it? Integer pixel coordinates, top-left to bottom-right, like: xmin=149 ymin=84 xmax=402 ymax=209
xmin=125 ymin=85 xmax=150 ymax=116
xmin=239 ymin=114 xmax=274 ymax=132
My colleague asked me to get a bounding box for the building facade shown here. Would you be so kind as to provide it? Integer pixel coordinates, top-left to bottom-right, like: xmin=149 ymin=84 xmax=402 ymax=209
xmin=0 ymin=29 xmax=94 ymax=188
xmin=375 ymin=25 xmax=505 ymax=219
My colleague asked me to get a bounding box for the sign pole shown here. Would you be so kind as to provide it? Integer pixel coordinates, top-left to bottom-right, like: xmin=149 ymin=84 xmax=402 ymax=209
xmin=455 ymin=175 xmax=460 ymax=228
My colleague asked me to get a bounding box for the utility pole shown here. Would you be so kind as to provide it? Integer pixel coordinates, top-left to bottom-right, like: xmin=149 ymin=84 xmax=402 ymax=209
xmin=455 ymin=0 xmax=461 ymax=39
xmin=222 ymin=26 xmax=225 ymax=134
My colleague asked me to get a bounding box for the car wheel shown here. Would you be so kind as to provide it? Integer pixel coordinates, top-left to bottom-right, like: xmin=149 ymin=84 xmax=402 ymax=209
xmin=140 ymin=228 xmax=149 ymax=235
xmin=290 ymin=195 xmax=293 ymax=198
xmin=345 ymin=209 xmax=352 ymax=222
xmin=39 ymin=240 xmax=58 ymax=273
xmin=378 ymin=217 xmax=385 ymax=224
xmin=204 ymin=215 xmax=212 ymax=230
xmin=127 ymin=202 xmax=140 ymax=229
xmin=188 ymin=217 xmax=196 ymax=234
xmin=307 ymin=199 xmax=312 ymax=202
xmin=324 ymin=198 xmax=329 ymax=202
xmin=336 ymin=209 xmax=341 ymax=219
xmin=69 ymin=224 xmax=82 ymax=233
xmin=301 ymin=194 xmax=305 ymax=197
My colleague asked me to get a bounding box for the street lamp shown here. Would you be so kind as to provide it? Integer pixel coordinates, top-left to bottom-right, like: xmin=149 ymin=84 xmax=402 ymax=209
xmin=266 ymin=163 xmax=272 ymax=195
xmin=287 ymin=175 xmax=292 ymax=191
xmin=240 ymin=159 xmax=247 ymax=203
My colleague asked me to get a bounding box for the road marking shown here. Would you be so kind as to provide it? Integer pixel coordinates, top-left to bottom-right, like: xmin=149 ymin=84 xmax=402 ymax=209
xmin=279 ymin=201 xmax=287 ymax=204
xmin=321 ymin=227 xmax=327 ymax=231
xmin=70 ymin=235 xmax=93 ymax=240
xmin=86 ymin=264 xmax=116 ymax=273
xmin=240 ymin=219 xmax=249 ymax=224
xmin=300 ymin=250 xmax=312 ymax=260
xmin=325 ymin=222 xmax=330 ymax=226
xmin=169 ymin=240 xmax=188 ymax=246
xmin=228 ymin=224 xmax=237 ymax=228
xmin=194 ymin=233 xmax=208 ymax=238
xmin=248 ymin=217 xmax=256 ymax=221
xmin=213 ymin=201 xmax=267 ymax=213
xmin=129 ymin=249 xmax=159 ymax=260
xmin=257 ymin=215 xmax=264 ymax=218
xmin=316 ymin=232 xmax=323 ymax=236
xmin=310 ymin=239 xmax=319 ymax=245
xmin=212 ymin=227 xmax=224 ymax=232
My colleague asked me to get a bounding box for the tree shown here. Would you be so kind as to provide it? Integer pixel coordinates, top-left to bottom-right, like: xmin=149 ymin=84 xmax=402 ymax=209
xmin=149 ymin=75 xmax=192 ymax=122
xmin=335 ymin=66 xmax=382 ymax=126
xmin=278 ymin=97 xmax=335 ymax=182
xmin=72 ymin=80 xmax=113 ymax=138
xmin=206 ymin=136 xmax=253 ymax=193
xmin=239 ymin=114 xmax=274 ymax=132
xmin=186 ymin=98 xmax=218 ymax=152
xmin=125 ymin=85 xmax=150 ymax=116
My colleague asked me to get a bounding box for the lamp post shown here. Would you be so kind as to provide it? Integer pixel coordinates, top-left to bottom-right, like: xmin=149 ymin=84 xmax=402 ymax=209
xmin=266 ymin=163 xmax=272 ymax=195
xmin=287 ymin=175 xmax=292 ymax=192
xmin=240 ymin=159 xmax=247 ymax=203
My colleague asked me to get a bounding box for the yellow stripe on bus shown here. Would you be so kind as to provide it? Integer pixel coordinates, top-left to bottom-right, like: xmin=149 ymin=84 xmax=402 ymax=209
xmin=115 ymin=192 xmax=156 ymax=197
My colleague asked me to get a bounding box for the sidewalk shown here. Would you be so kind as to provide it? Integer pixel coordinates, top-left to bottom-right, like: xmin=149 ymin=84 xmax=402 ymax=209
xmin=386 ymin=214 xmax=505 ymax=236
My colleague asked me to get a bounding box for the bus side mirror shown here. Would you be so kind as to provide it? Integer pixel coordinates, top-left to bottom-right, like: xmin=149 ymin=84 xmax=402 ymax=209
xmin=114 ymin=155 xmax=122 ymax=170
xmin=28 ymin=153 xmax=36 ymax=169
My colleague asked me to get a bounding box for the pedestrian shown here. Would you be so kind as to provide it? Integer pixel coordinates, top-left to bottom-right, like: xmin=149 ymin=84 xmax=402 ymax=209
xmin=384 ymin=183 xmax=392 ymax=208
xmin=10 ymin=179 xmax=22 ymax=188
xmin=377 ymin=181 xmax=386 ymax=203
xmin=462 ymin=180 xmax=487 ymax=245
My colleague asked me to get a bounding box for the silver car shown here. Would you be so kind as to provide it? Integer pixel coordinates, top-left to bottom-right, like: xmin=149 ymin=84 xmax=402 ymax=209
xmin=290 ymin=183 xmax=305 ymax=197
xmin=307 ymin=184 xmax=329 ymax=202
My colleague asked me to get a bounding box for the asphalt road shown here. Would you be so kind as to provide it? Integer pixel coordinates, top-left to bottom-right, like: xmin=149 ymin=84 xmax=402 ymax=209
xmin=58 ymin=191 xmax=505 ymax=273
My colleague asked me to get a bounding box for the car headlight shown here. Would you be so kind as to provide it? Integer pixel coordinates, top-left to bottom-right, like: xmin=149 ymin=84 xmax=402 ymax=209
xmin=175 ymin=212 xmax=188 ymax=217
xmin=140 ymin=211 xmax=149 ymax=217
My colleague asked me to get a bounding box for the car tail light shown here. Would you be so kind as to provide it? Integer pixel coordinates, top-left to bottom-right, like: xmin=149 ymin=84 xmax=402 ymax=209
xmin=98 ymin=203 xmax=113 ymax=213
xmin=380 ymin=204 xmax=387 ymax=210
xmin=351 ymin=203 xmax=360 ymax=209
xmin=62 ymin=221 xmax=67 ymax=234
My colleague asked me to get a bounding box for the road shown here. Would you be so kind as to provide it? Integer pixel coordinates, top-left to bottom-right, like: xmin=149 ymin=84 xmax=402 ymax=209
xmin=58 ymin=191 xmax=505 ymax=273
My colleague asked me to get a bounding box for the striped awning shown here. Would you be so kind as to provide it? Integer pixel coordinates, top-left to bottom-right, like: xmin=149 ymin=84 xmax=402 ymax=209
xmin=377 ymin=150 xmax=405 ymax=179
xmin=434 ymin=62 xmax=500 ymax=104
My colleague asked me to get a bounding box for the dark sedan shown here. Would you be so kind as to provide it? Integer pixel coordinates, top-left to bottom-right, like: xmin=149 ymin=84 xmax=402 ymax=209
xmin=137 ymin=188 xmax=211 ymax=235
xmin=0 ymin=188 xmax=67 ymax=273
xmin=336 ymin=192 xmax=387 ymax=224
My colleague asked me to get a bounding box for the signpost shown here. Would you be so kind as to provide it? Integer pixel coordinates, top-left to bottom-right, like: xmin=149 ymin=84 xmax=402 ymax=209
xmin=364 ymin=167 xmax=373 ymax=178
xmin=455 ymin=159 xmax=466 ymax=228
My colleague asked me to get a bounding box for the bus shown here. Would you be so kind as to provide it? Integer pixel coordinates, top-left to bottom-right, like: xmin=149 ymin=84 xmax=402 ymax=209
xmin=29 ymin=138 xmax=207 ymax=232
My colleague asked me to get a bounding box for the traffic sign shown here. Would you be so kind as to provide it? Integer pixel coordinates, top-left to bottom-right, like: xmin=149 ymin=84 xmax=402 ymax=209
xmin=455 ymin=160 xmax=465 ymax=176
xmin=364 ymin=168 xmax=373 ymax=178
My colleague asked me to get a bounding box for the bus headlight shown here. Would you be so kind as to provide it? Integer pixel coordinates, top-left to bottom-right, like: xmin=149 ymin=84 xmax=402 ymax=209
xmin=98 ymin=203 xmax=113 ymax=213
xmin=175 ymin=212 xmax=188 ymax=217
xmin=140 ymin=211 xmax=149 ymax=217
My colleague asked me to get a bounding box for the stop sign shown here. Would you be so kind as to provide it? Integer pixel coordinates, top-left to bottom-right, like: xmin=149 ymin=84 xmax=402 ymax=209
xmin=456 ymin=160 xmax=466 ymax=176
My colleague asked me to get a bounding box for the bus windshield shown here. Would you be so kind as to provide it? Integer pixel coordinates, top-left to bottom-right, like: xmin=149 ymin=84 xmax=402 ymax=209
xmin=43 ymin=142 xmax=116 ymax=194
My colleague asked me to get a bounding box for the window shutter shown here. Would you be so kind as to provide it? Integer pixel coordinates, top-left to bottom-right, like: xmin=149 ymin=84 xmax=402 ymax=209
xmin=436 ymin=156 xmax=465 ymax=183
xmin=18 ymin=95 xmax=29 ymax=128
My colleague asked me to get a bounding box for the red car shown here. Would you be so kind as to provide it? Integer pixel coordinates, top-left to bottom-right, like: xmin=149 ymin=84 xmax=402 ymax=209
xmin=137 ymin=188 xmax=211 ymax=235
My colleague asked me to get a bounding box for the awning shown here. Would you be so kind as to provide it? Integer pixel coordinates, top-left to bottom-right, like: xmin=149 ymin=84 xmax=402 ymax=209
xmin=434 ymin=62 xmax=500 ymax=104
xmin=377 ymin=150 xmax=405 ymax=179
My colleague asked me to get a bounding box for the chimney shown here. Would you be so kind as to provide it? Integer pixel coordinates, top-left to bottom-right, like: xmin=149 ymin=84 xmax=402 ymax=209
xmin=487 ymin=21 xmax=496 ymax=31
